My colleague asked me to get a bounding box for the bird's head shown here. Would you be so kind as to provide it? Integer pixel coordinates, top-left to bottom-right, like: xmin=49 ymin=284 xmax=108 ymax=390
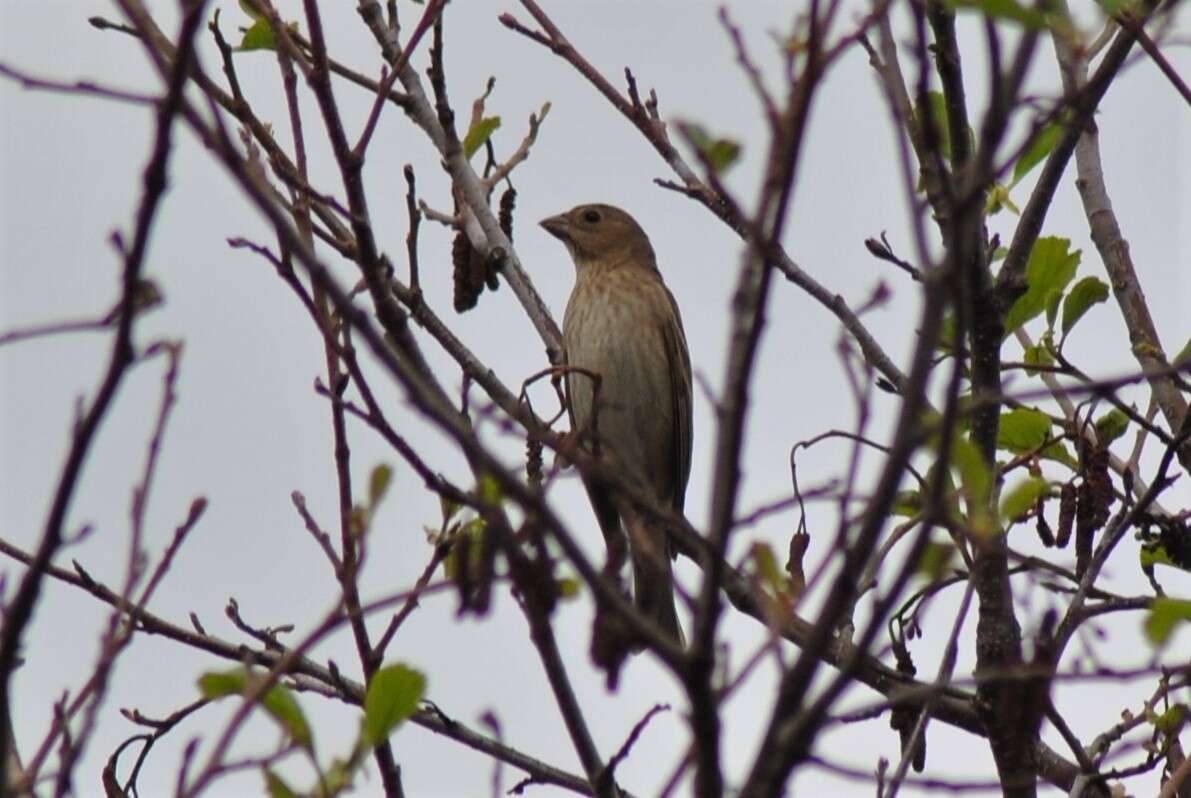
xmin=539 ymin=203 xmax=656 ymax=272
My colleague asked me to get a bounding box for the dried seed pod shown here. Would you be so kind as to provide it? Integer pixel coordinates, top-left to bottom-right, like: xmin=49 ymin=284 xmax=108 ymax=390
xmin=889 ymin=642 xmax=926 ymax=771
xmin=1085 ymin=444 xmax=1113 ymax=530
xmin=499 ymin=185 xmax=516 ymax=239
xmin=1075 ymin=492 xmax=1094 ymax=579
xmin=1056 ymin=482 xmax=1076 ymax=548
xmin=484 ymin=248 xmax=503 ymax=292
xmin=526 ymin=437 xmax=543 ymax=487
xmin=1035 ymin=495 xmax=1054 ymax=547
xmin=452 ymin=231 xmax=485 ymax=312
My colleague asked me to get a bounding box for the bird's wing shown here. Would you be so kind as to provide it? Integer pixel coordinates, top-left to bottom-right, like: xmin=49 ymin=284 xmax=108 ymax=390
xmin=661 ymin=283 xmax=693 ymax=515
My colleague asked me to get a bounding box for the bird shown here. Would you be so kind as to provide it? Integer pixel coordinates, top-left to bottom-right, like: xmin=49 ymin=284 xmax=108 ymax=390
xmin=539 ymin=203 xmax=692 ymax=648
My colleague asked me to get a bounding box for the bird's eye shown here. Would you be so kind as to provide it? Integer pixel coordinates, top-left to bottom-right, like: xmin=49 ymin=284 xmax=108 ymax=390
xmin=582 ymin=209 xmax=602 ymax=224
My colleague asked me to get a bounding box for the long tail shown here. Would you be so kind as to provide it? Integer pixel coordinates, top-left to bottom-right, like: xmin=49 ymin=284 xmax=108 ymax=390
xmin=629 ymin=519 xmax=684 ymax=647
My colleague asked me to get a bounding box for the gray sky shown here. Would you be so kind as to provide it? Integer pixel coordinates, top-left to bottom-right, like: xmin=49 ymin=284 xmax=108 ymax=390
xmin=2 ymin=2 xmax=1189 ymax=796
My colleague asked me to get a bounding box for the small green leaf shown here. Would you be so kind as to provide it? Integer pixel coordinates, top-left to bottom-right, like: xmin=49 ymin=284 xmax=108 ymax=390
xmin=369 ymin=463 xmax=394 ymax=508
xmin=556 ymin=577 xmax=581 ymax=600
xmin=324 ymin=758 xmax=357 ymax=793
xmin=199 ymin=669 xmax=310 ymax=747
xmin=262 ymin=769 xmax=298 ymax=798
xmin=1061 ymin=276 xmax=1109 ymax=335
xmin=443 ymin=516 xmax=485 ymax=580
xmin=1144 ymin=598 xmax=1191 ymax=645
xmin=990 ymin=246 xmax=1008 ymax=262
xmin=1095 ymin=0 xmax=1129 ymax=14
xmin=239 ymin=0 xmax=264 ymax=20
xmin=917 ymin=541 xmax=956 ymax=582
xmin=1000 ymin=477 xmax=1048 ymax=522
xmin=937 ymin=313 xmax=958 ymax=354
xmin=1094 ymin=408 xmax=1130 ymax=445
xmin=1039 ymin=441 xmax=1077 ymax=469
xmin=478 ymin=473 xmax=502 ymax=505
xmin=997 ymin=407 xmax=1052 ymax=454
xmin=440 ymin=496 xmax=462 ymax=524
xmin=892 ymin=490 xmax=922 ymax=517
xmin=681 ymin=122 xmax=741 ymax=174
xmin=263 ymin=684 xmax=311 ymax=748
xmin=1023 ymin=342 xmax=1054 ymax=375
xmin=239 ymin=18 xmax=276 ymax=51
xmin=364 ymin=664 xmax=426 ymax=747
xmin=917 ymin=91 xmax=952 ymax=161
xmin=198 ymin=669 xmax=246 ymax=698
xmin=1003 ymin=237 xmax=1081 ymax=336
xmin=1140 ymin=542 xmax=1173 ymax=571
xmin=948 ymin=0 xmax=1048 ymax=28
xmin=462 ymin=116 xmax=501 ymax=159
xmin=1012 ymin=122 xmax=1062 ymax=186
xmin=951 ymin=436 xmax=991 ymax=513
xmin=1171 ymin=336 xmax=1191 ymax=367
xmin=1045 ymin=292 xmax=1063 ymax=330
xmin=1152 ymin=704 xmax=1187 ymax=735
xmin=985 ymin=183 xmax=1020 ymax=216
xmin=751 ymin=542 xmax=786 ymax=594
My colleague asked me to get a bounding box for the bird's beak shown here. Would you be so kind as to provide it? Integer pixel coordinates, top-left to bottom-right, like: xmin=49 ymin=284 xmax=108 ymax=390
xmin=539 ymin=214 xmax=572 ymax=242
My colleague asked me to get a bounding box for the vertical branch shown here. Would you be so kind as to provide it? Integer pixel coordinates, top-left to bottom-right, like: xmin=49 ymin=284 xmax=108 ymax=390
xmin=1051 ymin=1 xmax=1189 ymax=469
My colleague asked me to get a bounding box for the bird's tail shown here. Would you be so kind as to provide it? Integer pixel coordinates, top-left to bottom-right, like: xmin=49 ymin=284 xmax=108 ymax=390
xmin=629 ymin=521 xmax=684 ymax=648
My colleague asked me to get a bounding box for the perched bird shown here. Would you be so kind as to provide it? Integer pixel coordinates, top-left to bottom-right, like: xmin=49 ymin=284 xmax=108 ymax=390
xmin=540 ymin=203 xmax=692 ymax=647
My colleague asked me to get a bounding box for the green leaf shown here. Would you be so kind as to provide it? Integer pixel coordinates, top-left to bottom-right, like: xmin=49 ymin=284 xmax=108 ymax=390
xmin=462 ymin=116 xmax=501 ymax=159
xmin=556 ymin=577 xmax=581 ymax=600
xmin=1023 ymin=342 xmax=1054 ymax=375
xmin=262 ymin=770 xmax=298 ymax=798
xmin=990 ymin=246 xmax=1008 ymax=262
xmin=951 ymin=436 xmax=991 ymax=515
xmin=997 ymin=407 xmax=1052 ymax=454
xmin=948 ymin=0 xmax=1048 ymax=28
xmin=324 ymin=758 xmax=357 ymax=794
xmin=198 ymin=669 xmax=247 ymax=698
xmin=1061 ymin=276 xmax=1109 ymax=335
xmin=681 ymin=122 xmax=741 ymax=174
xmin=478 ymin=473 xmax=502 ymax=506
xmin=1094 ymin=408 xmax=1130 ymax=445
xmin=917 ymin=541 xmax=956 ymax=582
xmin=751 ymin=542 xmax=786 ymax=594
xmin=364 ymin=664 xmax=426 ymax=747
xmin=1044 ymin=291 xmax=1063 ymax=330
xmin=199 ymin=669 xmax=310 ymax=747
xmin=1172 ymin=336 xmax=1191 ymax=367
xmin=440 ymin=496 xmax=462 ymax=524
xmin=369 ymin=463 xmax=393 ymax=508
xmin=1003 ymin=237 xmax=1081 ymax=336
xmin=985 ymin=183 xmax=1020 ymax=216
xmin=937 ymin=312 xmax=958 ymax=353
xmin=239 ymin=0 xmax=264 ymax=20
xmin=917 ymin=91 xmax=952 ymax=161
xmin=239 ymin=17 xmax=277 ymax=51
xmin=262 ymin=684 xmax=311 ymax=748
xmin=443 ymin=516 xmax=485 ymax=580
xmin=1000 ymin=477 xmax=1048 ymax=522
xmin=1140 ymin=542 xmax=1173 ymax=571
xmin=892 ymin=490 xmax=922 ymax=517
xmin=1144 ymin=598 xmax=1191 ymax=645
xmin=1012 ymin=122 xmax=1062 ymax=186
xmin=1039 ymin=441 xmax=1078 ymax=469
xmin=1152 ymin=704 xmax=1188 ymax=735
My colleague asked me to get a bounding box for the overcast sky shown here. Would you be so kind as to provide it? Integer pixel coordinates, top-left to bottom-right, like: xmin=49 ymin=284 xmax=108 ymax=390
xmin=1 ymin=2 xmax=1189 ymax=796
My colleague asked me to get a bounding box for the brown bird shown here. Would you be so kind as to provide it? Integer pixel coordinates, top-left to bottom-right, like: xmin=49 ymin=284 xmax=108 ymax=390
xmin=540 ymin=203 xmax=692 ymax=647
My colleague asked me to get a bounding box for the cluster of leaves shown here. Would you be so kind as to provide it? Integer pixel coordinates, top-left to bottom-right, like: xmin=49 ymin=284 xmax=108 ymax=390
xmin=198 ymin=662 xmax=425 ymax=797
